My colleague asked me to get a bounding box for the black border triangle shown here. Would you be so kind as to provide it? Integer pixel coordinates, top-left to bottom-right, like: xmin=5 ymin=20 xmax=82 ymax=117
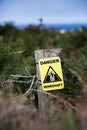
xmin=43 ymin=66 xmax=62 ymax=83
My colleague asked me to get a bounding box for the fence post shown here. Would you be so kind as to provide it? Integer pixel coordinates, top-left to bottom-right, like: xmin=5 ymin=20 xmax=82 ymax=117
xmin=35 ymin=48 xmax=64 ymax=120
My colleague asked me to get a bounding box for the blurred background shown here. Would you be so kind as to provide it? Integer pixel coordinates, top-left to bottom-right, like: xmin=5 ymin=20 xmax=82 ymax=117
xmin=0 ymin=0 xmax=87 ymax=29
xmin=0 ymin=0 xmax=87 ymax=130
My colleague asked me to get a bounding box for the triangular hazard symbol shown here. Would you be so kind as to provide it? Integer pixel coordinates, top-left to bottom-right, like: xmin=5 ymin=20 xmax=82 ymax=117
xmin=43 ymin=66 xmax=62 ymax=83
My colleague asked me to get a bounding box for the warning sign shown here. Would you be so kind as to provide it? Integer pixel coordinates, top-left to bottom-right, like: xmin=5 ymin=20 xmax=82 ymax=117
xmin=43 ymin=66 xmax=62 ymax=83
xmin=39 ymin=57 xmax=64 ymax=91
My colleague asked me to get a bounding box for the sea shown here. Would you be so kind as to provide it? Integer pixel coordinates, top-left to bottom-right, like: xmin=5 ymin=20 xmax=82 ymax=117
xmin=15 ymin=23 xmax=87 ymax=31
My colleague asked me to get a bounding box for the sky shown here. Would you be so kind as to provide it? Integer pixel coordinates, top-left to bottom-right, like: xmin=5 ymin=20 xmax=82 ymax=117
xmin=0 ymin=0 xmax=87 ymax=24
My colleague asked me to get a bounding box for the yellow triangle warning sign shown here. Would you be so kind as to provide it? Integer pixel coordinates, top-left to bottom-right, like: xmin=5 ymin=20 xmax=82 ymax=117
xmin=43 ymin=66 xmax=62 ymax=83
xmin=39 ymin=57 xmax=64 ymax=91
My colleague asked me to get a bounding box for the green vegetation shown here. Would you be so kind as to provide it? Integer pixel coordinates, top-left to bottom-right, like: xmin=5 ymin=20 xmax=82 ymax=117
xmin=0 ymin=22 xmax=87 ymax=130
xmin=0 ymin=22 xmax=87 ymax=93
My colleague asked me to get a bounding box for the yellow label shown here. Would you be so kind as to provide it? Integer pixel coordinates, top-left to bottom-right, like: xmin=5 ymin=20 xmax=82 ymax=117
xmin=39 ymin=57 xmax=64 ymax=91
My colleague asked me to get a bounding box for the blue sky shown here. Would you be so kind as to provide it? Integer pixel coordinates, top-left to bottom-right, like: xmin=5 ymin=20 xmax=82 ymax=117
xmin=0 ymin=0 xmax=87 ymax=24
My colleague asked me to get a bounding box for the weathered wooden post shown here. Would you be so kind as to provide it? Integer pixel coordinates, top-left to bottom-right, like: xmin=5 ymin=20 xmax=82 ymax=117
xmin=35 ymin=48 xmax=64 ymax=120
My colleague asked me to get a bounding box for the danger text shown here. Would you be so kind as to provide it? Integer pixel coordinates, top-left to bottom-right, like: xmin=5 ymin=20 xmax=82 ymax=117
xmin=40 ymin=59 xmax=59 ymax=65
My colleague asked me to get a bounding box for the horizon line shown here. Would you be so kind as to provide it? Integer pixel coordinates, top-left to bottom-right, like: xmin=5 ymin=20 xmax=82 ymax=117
xmin=0 ymin=22 xmax=87 ymax=25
